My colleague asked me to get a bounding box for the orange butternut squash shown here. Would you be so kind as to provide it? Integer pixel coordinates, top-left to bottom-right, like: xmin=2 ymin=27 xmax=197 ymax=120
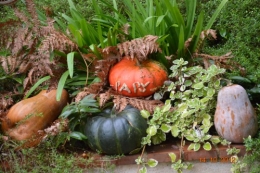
xmin=1 ymin=89 xmax=69 ymax=141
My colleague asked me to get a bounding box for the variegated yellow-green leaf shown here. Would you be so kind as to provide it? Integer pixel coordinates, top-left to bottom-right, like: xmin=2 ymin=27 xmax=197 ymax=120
xmin=147 ymin=159 xmax=158 ymax=167
xmin=171 ymin=125 xmax=179 ymax=137
xmin=200 ymin=97 xmax=210 ymax=103
xmin=140 ymin=110 xmax=150 ymax=119
xmin=168 ymin=152 xmax=177 ymax=162
xmin=184 ymin=80 xmax=192 ymax=86
xmin=207 ymin=88 xmax=215 ymax=97
xmin=187 ymin=143 xmax=195 ymax=150
xmin=202 ymin=118 xmax=211 ymax=126
xmin=210 ymin=136 xmax=221 ymax=144
xmin=151 ymin=130 xmax=166 ymax=145
xmin=178 ymin=103 xmax=188 ymax=112
xmin=180 ymin=85 xmax=186 ymax=91
xmin=161 ymin=124 xmax=171 ymax=133
xmin=135 ymin=156 xmax=142 ymax=164
xmin=146 ymin=125 xmax=157 ymax=136
xmin=203 ymin=142 xmax=212 ymax=151
xmin=194 ymin=143 xmax=201 ymax=151
xmin=203 ymin=135 xmax=212 ymax=141
xmin=192 ymin=82 xmax=204 ymax=89
xmin=162 ymin=100 xmax=171 ymax=112
xmin=139 ymin=166 xmax=147 ymax=173
xmin=214 ymin=80 xmax=221 ymax=88
xmin=203 ymin=114 xmax=211 ymax=119
xmin=185 ymin=134 xmax=195 ymax=141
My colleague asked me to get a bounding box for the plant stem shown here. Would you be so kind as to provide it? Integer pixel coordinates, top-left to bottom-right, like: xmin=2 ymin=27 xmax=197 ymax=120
xmin=137 ymin=145 xmax=146 ymax=173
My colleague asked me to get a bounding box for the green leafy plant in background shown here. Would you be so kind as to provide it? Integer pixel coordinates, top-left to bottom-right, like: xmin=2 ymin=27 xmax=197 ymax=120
xmin=93 ymin=0 xmax=228 ymax=64
xmin=54 ymin=0 xmax=121 ymax=100
xmin=0 ymin=133 xmax=97 ymax=173
xmin=202 ymin=0 xmax=260 ymax=82
xmin=59 ymin=94 xmax=100 ymax=141
xmin=228 ymin=75 xmax=260 ymax=105
xmin=242 ymin=133 xmax=260 ymax=173
xmin=54 ymin=0 xmax=229 ymax=100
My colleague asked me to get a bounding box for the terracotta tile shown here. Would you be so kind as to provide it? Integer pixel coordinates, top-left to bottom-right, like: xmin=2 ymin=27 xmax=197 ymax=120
xmin=88 ymin=139 xmax=246 ymax=166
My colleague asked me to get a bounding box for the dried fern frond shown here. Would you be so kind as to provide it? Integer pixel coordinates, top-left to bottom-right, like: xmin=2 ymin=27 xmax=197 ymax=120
xmin=76 ymin=50 xmax=120 ymax=95
xmin=185 ymin=29 xmax=217 ymax=53
xmin=74 ymin=89 xmax=94 ymax=103
xmin=113 ymin=95 xmax=164 ymax=113
xmin=0 ymin=0 xmax=78 ymax=89
xmin=0 ymin=20 xmax=21 ymax=49
xmin=38 ymin=29 xmax=77 ymax=54
xmin=74 ymin=88 xmax=164 ymax=114
xmin=99 ymin=90 xmax=112 ymax=107
xmin=25 ymin=0 xmax=40 ymax=32
xmin=0 ymin=93 xmax=14 ymax=111
xmin=118 ymin=23 xmax=130 ymax=42
xmin=117 ymin=35 xmax=161 ymax=61
xmin=194 ymin=52 xmax=233 ymax=69
xmin=95 ymin=58 xmax=117 ymax=81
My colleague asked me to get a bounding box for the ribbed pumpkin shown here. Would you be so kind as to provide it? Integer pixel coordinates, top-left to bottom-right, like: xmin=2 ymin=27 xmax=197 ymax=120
xmin=1 ymin=89 xmax=69 ymax=141
xmin=84 ymin=105 xmax=147 ymax=155
xmin=214 ymin=84 xmax=258 ymax=143
xmin=109 ymin=57 xmax=168 ymax=97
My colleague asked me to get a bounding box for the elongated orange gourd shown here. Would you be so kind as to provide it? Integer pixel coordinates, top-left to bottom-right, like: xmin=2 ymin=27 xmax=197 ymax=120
xmin=1 ymin=89 xmax=69 ymax=141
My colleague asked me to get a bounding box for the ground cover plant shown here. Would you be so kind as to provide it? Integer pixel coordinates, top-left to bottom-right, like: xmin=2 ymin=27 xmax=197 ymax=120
xmin=0 ymin=0 xmax=260 ymax=173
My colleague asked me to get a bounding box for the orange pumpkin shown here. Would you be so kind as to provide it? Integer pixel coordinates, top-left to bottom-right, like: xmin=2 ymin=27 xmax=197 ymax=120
xmin=1 ymin=89 xmax=69 ymax=141
xmin=214 ymin=85 xmax=258 ymax=143
xmin=109 ymin=57 xmax=168 ymax=97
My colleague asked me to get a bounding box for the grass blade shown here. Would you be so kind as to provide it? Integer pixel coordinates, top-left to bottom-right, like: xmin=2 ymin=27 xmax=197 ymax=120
xmin=188 ymin=11 xmax=204 ymax=57
xmin=177 ymin=25 xmax=185 ymax=58
xmin=67 ymin=52 xmax=75 ymax=78
xmin=205 ymin=0 xmax=228 ymax=30
xmin=24 ymin=76 xmax=51 ymax=99
xmin=185 ymin=0 xmax=196 ymax=39
xmin=57 ymin=70 xmax=69 ymax=101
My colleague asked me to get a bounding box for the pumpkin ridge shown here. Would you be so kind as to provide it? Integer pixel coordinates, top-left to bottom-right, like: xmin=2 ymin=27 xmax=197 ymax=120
xmin=95 ymin=117 xmax=107 ymax=152
xmin=112 ymin=117 xmax=123 ymax=154
xmin=124 ymin=113 xmax=146 ymax=136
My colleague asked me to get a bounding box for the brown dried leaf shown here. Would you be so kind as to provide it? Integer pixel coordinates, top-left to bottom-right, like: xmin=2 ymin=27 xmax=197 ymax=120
xmin=185 ymin=29 xmax=217 ymax=53
xmin=0 ymin=0 xmax=78 ymax=90
xmin=74 ymin=89 xmax=92 ymax=103
xmin=99 ymin=91 xmax=112 ymax=107
xmin=117 ymin=35 xmax=161 ymax=61
xmin=113 ymin=95 xmax=129 ymax=112
xmin=112 ymin=95 xmax=164 ymax=113
xmin=194 ymin=52 xmax=234 ymax=69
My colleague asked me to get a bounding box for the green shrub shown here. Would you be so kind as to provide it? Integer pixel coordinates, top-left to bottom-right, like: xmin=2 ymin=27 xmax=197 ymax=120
xmin=201 ymin=0 xmax=260 ymax=82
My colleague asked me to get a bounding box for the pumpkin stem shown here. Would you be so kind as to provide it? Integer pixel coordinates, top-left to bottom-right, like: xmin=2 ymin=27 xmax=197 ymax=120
xmin=134 ymin=58 xmax=142 ymax=67
xmin=110 ymin=104 xmax=117 ymax=118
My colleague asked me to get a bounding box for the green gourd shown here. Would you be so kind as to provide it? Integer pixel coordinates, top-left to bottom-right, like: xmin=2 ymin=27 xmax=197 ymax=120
xmin=84 ymin=105 xmax=147 ymax=155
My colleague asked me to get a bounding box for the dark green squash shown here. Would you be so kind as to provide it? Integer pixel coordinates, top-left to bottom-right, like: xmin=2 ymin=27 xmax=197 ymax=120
xmin=84 ymin=105 xmax=147 ymax=155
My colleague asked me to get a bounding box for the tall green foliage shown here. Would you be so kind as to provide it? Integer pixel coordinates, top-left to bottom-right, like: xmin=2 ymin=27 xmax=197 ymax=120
xmin=93 ymin=0 xmax=228 ymax=62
